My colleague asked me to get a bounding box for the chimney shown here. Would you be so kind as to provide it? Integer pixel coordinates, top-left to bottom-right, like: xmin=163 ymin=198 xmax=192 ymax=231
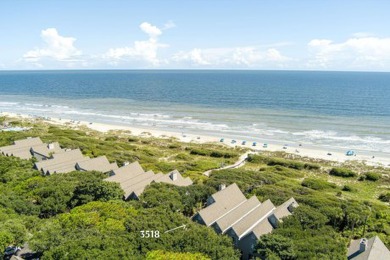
xmin=219 ymin=183 xmax=226 ymax=191
xmin=288 ymin=201 xmax=298 ymax=213
xmin=123 ymin=161 xmax=130 ymax=166
xmin=48 ymin=143 xmax=55 ymax=150
xmin=170 ymin=171 xmax=178 ymax=181
xmin=359 ymin=238 xmax=368 ymax=253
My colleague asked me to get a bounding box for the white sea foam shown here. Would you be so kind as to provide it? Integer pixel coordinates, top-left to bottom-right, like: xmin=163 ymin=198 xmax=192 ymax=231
xmin=0 ymin=102 xmax=19 ymax=106
xmin=292 ymin=130 xmax=390 ymax=144
xmin=1 ymin=96 xmax=390 ymax=155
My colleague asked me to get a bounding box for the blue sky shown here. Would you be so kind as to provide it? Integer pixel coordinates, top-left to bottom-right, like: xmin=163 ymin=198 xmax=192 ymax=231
xmin=1 ymin=1 xmax=390 ymax=71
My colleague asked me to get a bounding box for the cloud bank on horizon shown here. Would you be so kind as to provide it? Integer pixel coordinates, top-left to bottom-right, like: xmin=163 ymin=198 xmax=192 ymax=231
xmin=5 ymin=22 xmax=390 ymax=71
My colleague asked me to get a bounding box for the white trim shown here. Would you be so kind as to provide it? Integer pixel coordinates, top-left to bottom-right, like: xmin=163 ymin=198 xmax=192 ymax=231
xmin=221 ymin=202 xmax=263 ymax=234
xmin=238 ymin=206 xmax=275 ymax=240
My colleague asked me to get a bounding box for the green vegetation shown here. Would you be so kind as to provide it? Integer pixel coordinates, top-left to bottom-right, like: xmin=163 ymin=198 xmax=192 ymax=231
xmin=1 ymin=117 xmax=389 ymax=259
xmin=0 ymin=117 xmax=243 ymax=182
xmin=362 ymin=172 xmax=381 ymax=181
xmin=248 ymin=154 xmax=320 ymax=170
xmin=301 ymin=178 xmax=338 ymax=191
xmin=329 ymin=167 xmax=357 ymax=178
xmin=208 ymin=153 xmax=390 ymax=258
xmin=146 ymin=250 xmax=210 ymax=260
xmin=256 ymin=234 xmax=296 ymax=260
xmin=379 ymin=192 xmax=390 ymax=203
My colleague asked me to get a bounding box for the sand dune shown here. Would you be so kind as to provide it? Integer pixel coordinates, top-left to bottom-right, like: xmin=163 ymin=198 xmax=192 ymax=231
xmin=2 ymin=112 xmax=389 ymax=168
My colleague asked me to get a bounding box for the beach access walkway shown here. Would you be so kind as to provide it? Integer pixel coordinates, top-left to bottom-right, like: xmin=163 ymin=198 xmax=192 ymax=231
xmin=203 ymin=151 xmax=256 ymax=177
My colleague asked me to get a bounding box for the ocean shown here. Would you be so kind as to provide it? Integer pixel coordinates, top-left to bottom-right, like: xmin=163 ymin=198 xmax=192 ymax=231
xmin=0 ymin=70 xmax=389 ymax=157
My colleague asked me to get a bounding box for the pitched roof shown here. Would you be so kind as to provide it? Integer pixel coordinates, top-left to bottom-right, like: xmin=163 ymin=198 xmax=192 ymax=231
xmin=45 ymin=157 xmax=91 ymax=175
xmin=8 ymin=150 xmax=34 ymax=160
xmin=126 ymin=172 xmax=162 ymax=198
xmin=214 ymin=196 xmax=262 ymax=233
xmin=119 ymin=170 xmax=156 ymax=199
xmin=250 ymin=217 xmax=275 ymax=238
xmin=348 ymin=236 xmax=390 ymax=260
xmin=76 ymin=156 xmax=118 ymax=173
xmin=0 ymin=137 xmax=43 ymax=159
xmin=14 ymin=137 xmax=43 ymax=146
xmin=212 ymin=183 xmax=246 ymax=204
xmin=229 ymin=199 xmax=275 ymax=239
xmin=273 ymin=197 xmax=298 ymax=220
xmin=154 ymin=170 xmax=193 ymax=186
xmin=196 ymin=183 xmax=247 ymax=226
xmin=106 ymin=162 xmax=145 ymax=182
xmin=34 ymin=149 xmax=88 ymax=174
xmin=105 ymin=162 xmax=193 ymax=200
xmin=31 ymin=142 xmax=65 ymax=158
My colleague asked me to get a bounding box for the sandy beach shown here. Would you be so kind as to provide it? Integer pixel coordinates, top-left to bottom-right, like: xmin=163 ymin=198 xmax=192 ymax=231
xmin=2 ymin=111 xmax=390 ymax=168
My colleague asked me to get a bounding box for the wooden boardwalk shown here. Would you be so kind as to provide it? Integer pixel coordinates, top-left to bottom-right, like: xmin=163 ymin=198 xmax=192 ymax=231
xmin=203 ymin=151 xmax=256 ymax=177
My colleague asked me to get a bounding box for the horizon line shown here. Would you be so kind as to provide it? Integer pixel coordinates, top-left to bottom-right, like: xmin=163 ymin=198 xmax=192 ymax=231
xmin=1 ymin=68 xmax=390 ymax=73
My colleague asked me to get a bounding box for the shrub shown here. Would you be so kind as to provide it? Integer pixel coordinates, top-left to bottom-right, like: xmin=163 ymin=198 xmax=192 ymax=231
xmin=267 ymin=158 xmax=305 ymax=170
xmin=302 ymin=178 xmax=337 ymax=190
xmin=128 ymin=137 xmax=139 ymax=142
xmin=247 ymin=154 xmax=268 ymax=164
xmin=175 ymin=153 xmax=191 ymax=160
xmin=364 ymin=172 xmax=381 ymax=181
xmin=190 ymin=149 xmax=209 ymax=156
xmin=168 ymin=144 xmax=180 ymax=149
xmin=105 ymin=136 xmax=118 ymax=142
xmin=342 ymin=185 xmax=355 ymax=192
xmin=329 ymin=167 xmax=357 ymax=178
xmin=303 ymin=163 xmax=320 ymax=170
xmin=210 ymin=151 xmax=236 ymax=158
xmin=378 ymin=192 xmax=390 ymax=203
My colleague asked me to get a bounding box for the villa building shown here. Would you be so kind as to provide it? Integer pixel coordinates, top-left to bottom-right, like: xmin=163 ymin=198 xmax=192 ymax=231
xmin=76 ymin=156 xmax=118 ymax=174
xmin=347 ymin=236 xmax=390 ymax=260
xmin=193 ymin=183 xmax=298 ymax=260
xmin=105 ymin=161 xmax=193 ymax=200
xmin=0 ymin=137 xmax=43 ymax=160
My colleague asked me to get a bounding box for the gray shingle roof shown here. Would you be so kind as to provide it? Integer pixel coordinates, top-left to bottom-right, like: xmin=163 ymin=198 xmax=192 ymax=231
xmin=34 ymin=149 xmax=89 ymax=174
xmin=106 ymin=162 xmax=145 ymax=182
xmin=230 ymin=199 xmax=275 ymax=239
xmin=251 ymin=217 xmax=275 ymax=238
xmin=155 ymin=170 xmax=193 ymax=186
xmin=0 ymin=137 xmax=43 ymax=159
xmin=119 ymin=170 xmax=156 ymax=198
xmin=196 ymin=183 xmax=247 ymax=226
xmin=126 ymin=172 xmax=161 ymax=198
xmin=348 ymin=236 xmax=390 ymax=260
xmin=76 ymin=156 xmax=118 ymax=173
xmin=195 ymin=183 xmax=298 ymax=245
xmin=273 ymin=197 xmax=298 ymax=220
xmin=214 ymin=196 xmax=262 ymax=233
xmin=105 ymin=162 xmax=192 ymax=200
xmin=30 ymin=142 xmax=65 ymax=158
xmin=14 ymin=137 xmax=43 ymax=146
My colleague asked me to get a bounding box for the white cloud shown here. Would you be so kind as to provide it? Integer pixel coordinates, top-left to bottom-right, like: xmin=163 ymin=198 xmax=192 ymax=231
xmin=140 ymin=22 xmax=162 ymax=38
xmin=23 ymin=28 xmax=82 ymax=62
xmin=163 ymin=20 xmax=176 ymax=30
xmin=307 ymin=36 xmax=390 ymax=70
xmin=172 ymin=48 xmax=211 ymax=65
xmin=172 ymin=46 xmax=290 ymax=68
xmin=105 ymin=22 xmax=167 ymax=66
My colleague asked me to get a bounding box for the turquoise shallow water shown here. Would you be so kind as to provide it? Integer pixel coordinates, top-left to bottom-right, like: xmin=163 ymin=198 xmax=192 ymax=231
xmin=0 ymin=70 xmax=389 ymax=155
